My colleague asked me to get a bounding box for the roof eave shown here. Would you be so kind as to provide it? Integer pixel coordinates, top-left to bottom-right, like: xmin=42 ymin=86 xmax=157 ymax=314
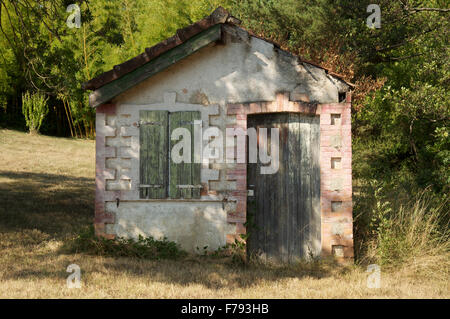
xmin=88 ymin=24 xmax=223 ymax=108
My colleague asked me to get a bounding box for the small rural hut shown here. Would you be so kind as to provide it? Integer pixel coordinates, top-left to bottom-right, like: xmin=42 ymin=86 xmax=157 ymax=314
xmin=83 ymin=7 xmax=354 ymax=262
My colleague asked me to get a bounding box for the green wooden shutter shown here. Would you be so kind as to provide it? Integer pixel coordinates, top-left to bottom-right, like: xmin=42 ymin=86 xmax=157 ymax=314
xmin=169 ymin=111 xmax=201 ymax=199
xmin=139 ymin=110 xmax=168 ymax=199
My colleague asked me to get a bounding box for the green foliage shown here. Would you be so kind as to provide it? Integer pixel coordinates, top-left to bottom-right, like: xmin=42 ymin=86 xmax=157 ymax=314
xmin=198 ymin=235 xmax=248 ymax=264
xmin=336 ymin=0 xmax=450 ymax=193
xmin=355 ymin=59 xmax=450 ymax=192
xmin=64 ymin=226 xmax=187 ymax=260
xmin=227 ymin=235 xmax=247 ymax=264
xmin=230 ymin=0 xmax=337 ymax=59
xmin=21 ymin=92 xmax=49 ymax=134
xmin=0 ymin=0 xmax=226 ymax=136
xmin=354 ymin=182 xmax=449 ymax=267
xmin=0 ymin=66 xmax=11 ymax=111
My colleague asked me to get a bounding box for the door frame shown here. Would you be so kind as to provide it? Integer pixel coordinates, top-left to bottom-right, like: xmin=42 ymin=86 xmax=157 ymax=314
xmin=225 ymin=92 xmax=354 ymax=260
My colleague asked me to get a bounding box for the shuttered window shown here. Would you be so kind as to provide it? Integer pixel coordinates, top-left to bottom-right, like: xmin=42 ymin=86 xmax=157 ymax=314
xmin=139 ymin=110 xmax=201 ymax=199
xmin=139 ymin=110 xmax=169 ymax=199
xmin=169 ymin=111 xmax=201 ymax=199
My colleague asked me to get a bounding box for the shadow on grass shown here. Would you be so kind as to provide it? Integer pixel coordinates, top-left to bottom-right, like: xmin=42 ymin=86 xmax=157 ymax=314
xmin=100 ymin=256 xmax=344 ymax=290
xmin=4 ymin=250 xmax=343 ymax=290
xmin=0 ymin=170 xmax=94 ymax=237
xmin=0 ymin=170 xmax=343 ymax=290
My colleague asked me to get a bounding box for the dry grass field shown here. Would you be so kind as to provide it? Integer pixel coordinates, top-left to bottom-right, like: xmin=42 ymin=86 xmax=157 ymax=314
xmin=0 ymin=129 xmax=448 ymax=298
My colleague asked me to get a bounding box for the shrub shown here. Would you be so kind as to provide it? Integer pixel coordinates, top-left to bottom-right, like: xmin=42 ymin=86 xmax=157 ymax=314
xmin=229 ymin=235 xmax=248 ymax=265
xmin=21 ymin=91 xmax=49 ymax=134
xmin=63 ymin=226 xmax=187 ymax=260
xmin=354 ymin=183 xmax=449 ymax=270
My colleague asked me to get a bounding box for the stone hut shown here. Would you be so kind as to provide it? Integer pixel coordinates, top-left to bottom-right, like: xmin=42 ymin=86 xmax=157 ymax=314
xmin=83 ymin=7 xmax=354 ymax=262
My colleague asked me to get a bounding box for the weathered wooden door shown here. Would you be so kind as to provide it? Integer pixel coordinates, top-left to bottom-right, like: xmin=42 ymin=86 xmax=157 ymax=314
xmin=247 ymin=113 xmax=321 ymax=263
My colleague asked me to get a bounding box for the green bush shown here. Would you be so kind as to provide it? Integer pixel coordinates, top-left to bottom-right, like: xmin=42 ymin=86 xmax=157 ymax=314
xmin=354 ymin=182 xmax=449 ymax=268
xmin=21 ymin=92 xmax=49 ymax=134
xmin=63 ymin=226 xmax=187 ymax=260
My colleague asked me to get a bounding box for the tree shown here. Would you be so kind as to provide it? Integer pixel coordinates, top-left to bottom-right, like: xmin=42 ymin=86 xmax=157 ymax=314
xmin=22 ymin=91 xmax=49 ymax=134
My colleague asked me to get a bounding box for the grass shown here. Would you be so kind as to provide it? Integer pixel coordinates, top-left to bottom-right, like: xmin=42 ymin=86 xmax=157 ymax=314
xmin=0 ymin=128 xmax=449 ymax=298
xmin=354 ymin=182 xmax=449 ymax=278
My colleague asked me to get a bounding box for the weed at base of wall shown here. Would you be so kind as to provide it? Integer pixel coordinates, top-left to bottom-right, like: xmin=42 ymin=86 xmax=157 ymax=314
xmin=61 ymin=226 xmax=187 ymax=260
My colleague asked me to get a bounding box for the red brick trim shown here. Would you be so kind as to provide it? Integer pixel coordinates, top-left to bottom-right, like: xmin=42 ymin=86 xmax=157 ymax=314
xmin=226 ymin=92 xmax=353 ymax=260
xmin=228 ymin=93 xmax=319 ymax=116
xmin=320 ymin=102 xmax=353 ymax=259
xmin=96 ymin=103 xmax=117 ymax=115
xmin=346 ymin=91 xmax=352 ymax=103
xmin=95 ymin=103 xmax=117 ymax=239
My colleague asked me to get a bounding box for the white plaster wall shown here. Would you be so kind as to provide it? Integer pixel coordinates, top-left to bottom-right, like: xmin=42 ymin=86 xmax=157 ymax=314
xmin=105 ymin=201 xmax=235 ymax=252
xmin=115 ymin=25 xmax=347 ymax=107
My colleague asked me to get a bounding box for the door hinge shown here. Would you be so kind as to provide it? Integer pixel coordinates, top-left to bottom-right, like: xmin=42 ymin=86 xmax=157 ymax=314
xmin=137 ymin=121 xmax=162 ymax=127
xmin=139 ymin=184 xmax=162 ymax=188
xmin=176 ymin=185 xmax=202 ymax=189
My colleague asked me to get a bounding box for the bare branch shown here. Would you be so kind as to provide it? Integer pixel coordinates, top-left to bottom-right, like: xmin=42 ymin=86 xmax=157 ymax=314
xmin=410 ymin=7 xmax=450 ymax=13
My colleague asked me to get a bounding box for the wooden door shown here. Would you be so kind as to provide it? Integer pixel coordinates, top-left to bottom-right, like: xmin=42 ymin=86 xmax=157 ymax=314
xmin=247 ymin=113 xmax=321 ymax=263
